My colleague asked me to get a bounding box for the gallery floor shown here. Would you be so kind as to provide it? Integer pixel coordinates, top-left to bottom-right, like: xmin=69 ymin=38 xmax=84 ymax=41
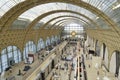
xmin=1 ymin=42 xmax=118 ymax=80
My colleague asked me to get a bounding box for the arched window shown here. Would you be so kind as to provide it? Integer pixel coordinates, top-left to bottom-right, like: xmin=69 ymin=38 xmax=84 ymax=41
xmin=13 ymin=46 xmax=21 ymax=63
xmin=23 ymin=41 xmax=36 ymax=60
xmin=57 ymin=35 xmax=61 ymax=44
xmin=7 ymin=46 xmax=13 ymax=59
xmin=119 ymin=67 xmax=120 ymax=79
xmin=51 ymin=36 xmax=55 ymax=44
xmin=100 ymin=43 xmax=106 ymax=60
xmin=55 ymin=35 xmax=58 ymax=43
xmin=13 ymin=49 xmax=18 ymax=63
xmin=18 ymin=50 xmax=21 ymax=62
xmin=37 ymin=38 xmax=45 ymax=51
xmin=116 ymin=51 xmax=120 ymax=76
xmin=95 ymin=40 xmax=100 ymax=56
xmin=100 ymin=43 xmax=109 ymax=68
xmin=109 ymin=51 xmax=120 ymax=76
xmin=1 ymin=46 xmax=21 ymax=72
xmin=40 ymin=39 xmax=45 ymax=49
xmin=1 ymin=49 xmax=8 ymax=71
xmin=110 ymin=52 xmax=116 ymax=74
xmin=46 ymin=37 xmax=51 ymax=46
xmin=37 ymin=40 xmax=41 ymax=51
xmin=58 ymin=35 xmax=60 ymax=40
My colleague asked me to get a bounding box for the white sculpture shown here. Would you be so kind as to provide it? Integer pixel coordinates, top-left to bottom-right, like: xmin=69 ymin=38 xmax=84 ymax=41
xmin=96 ymin=76 xmax=100 ymax=80
xmin=103 ymin=76 xmax=110 ymax=80
xmin=95 ymin=63 xmax=99 ymax=69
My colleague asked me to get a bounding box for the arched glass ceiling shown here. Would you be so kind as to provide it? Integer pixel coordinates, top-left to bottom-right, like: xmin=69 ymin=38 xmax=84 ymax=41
xmin=60 ymin=21 xmax=83 ymax=26
xmin=58 ymin=22 xmax=83 ymax=29
xmin=81 ymin=0 xmax=120 ymax=27
xmin=40 ymin=12 xmax=90 ymax=24
xmin=18 ymin=2 xmax=117 ymax=29
xmin=46 ymin=17 xmax=87 ymax=28
xmin=19 ymin=3 xmax=97 ymax=21
xmin=62 ymin=20 xmax=95 ymax=28
xmin=81 ymin=0 xmax=117 ymax=11
xmin=45 ymin=17 xmax=86 ymax=29
xmin=53 ymin=19 xmax=87 ymax=29
xmin=0 ymin=0 xmax=25 ymax=17
xmin=33 ymin=13 xmax=75 ymax=29
xmin=95 ymin=18 xmax=110 ymax=29
xmin=66 ymin=4 xmax=96 ymax=19
xmin=49 ymin=17 xmax=88 ymax=25
xmin=59 ymin=21 xmax=85 ymax=29
xmin=40 ymin=13 xmax=72 ymax=23
xmin=1 ymin=0 xmax=120 ymax=28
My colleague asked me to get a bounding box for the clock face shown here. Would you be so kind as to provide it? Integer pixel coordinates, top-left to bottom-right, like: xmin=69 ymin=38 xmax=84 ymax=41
xmin=71 ymin=31 xmax=76 ymax=36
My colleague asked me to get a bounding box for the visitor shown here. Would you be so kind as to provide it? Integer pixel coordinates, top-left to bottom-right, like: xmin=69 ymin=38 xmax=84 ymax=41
xmin=18 ymin=69 xmax=21 ymax=75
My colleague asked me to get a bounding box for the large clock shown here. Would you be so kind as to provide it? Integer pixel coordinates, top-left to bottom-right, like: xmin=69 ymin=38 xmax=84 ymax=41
xmin=71 ymin=31 xmax=76 ymax=36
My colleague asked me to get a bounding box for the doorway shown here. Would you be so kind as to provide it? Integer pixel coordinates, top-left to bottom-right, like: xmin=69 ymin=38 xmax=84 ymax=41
xmin=95 ymin=40 xmax=100 ymax=56
xmin=51 ymin=60 xmax=54 ymax=69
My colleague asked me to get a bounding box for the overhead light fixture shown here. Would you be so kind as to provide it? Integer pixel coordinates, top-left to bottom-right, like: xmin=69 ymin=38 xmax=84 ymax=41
xmin=112 ymin=3 xmax=120 ymax=10
xmin=96 ymin=17 xmax=99 ymax=19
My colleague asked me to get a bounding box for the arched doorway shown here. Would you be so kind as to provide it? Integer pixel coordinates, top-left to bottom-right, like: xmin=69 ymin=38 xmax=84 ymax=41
xmin=100 ymin=43 xmax=109 ymax=68
xmin=95 ymin=40 xmax=100 ymax=56
xmin=109 ymin=51 xmax=120 ymax=76
xmin=118 ymin=67 xmax=120 ymax=79
xmin=115 ymin=51 xmax=120 ymax=77
xmin=51 ymin=60 xmax=54 ymax=69
xmin=100 ymin=43 xmax=106 ymax=60
xmin=23 ymin=41 xmax=36 ymax=63
xmin=102 ymin=43 xmax=106 ymax=60
xmin=104 ymin=47 xmax=109 ymax=68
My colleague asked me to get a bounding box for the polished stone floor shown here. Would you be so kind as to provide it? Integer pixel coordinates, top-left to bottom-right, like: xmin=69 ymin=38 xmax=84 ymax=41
xmin=46 ymin=44 xmax=118 ymax=80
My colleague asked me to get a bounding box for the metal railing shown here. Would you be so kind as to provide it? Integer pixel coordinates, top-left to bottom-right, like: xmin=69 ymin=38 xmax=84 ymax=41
xmin=22 ymin=52 xmax=54 ymax=80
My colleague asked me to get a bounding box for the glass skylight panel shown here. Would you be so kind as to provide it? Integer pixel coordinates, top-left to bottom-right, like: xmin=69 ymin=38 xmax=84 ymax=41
xmin=67 ymin=4 xmax=96 ymax=19
xmin=81 ymin=0 xmax=117 ymax=13
xmin=79 ymin=8 xmax=96 ymax=19
xmin=59 ymin=20 xmax=84 ymax=26
xmin=0 ymin=0 xmax=25 ymax=17
xmin=19 ymin=3 xmax=68 ymax=21
xmin=1 ymin=0 xmax=120 ymax=29
xmin=54 ymin=18 xmax=85 ymax=26
xmin=81 ymin=0 xmax=120 ymax=28
xmin=55 ymin=2 xmax=67 ymax=9
xmin=19 ymin=3 xmax=97 ymax=23
xmin=51 ymin=17 xmax=70 ymax=24
xmin=50 ymin=17 xmax=87 ymax=26
xmin=63 ymin=23 xmax=84 ymax=35
xmin=40 ymin=13 xmax=70 ymax=23
xmin=94 ymin=18 xmax=109 ymax=29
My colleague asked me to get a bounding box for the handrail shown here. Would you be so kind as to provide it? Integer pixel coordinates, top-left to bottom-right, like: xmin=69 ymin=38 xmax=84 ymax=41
xmin=14 ymin=41 xmax=67 ymax=80
xmin=23 ymin=41 xmax=66 ymax=79
xmin=22 ymin=52 xmax=54 ymax=80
